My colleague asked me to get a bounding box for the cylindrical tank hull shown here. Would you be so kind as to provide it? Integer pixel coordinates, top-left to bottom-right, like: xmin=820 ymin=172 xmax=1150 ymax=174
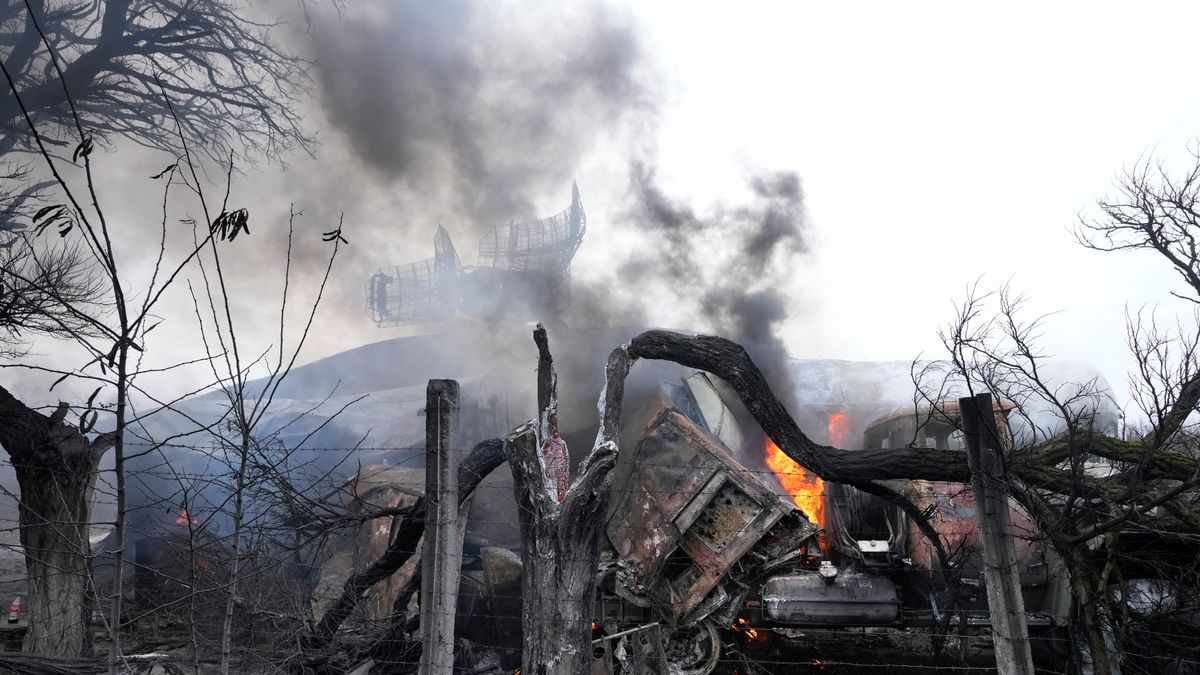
xmin=762 ymin=572 xmax=900 ymax=626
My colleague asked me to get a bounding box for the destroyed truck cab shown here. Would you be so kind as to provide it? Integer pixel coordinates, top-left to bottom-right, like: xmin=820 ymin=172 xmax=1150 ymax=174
xmin=594 ymin=372 xmax=1072 ymax=673
xmin=604 ymin=405 xmax=817 ymax=626
xmin=596 ymin=375 xmax=820 ymax=672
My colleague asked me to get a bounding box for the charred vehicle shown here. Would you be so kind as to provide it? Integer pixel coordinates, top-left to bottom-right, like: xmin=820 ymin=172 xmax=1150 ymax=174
xmin=583 ymin=374 xmax=1072 ymax=673
xmin=596 ymin=394 xmax=819 ymax=673
xmin=852 ymin=403 xmax=1071 ymax=627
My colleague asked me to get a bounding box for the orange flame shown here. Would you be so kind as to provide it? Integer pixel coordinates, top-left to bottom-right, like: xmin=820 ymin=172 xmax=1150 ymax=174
xmin=175 ymin=509 xmax=199 ymax=526
xmin=764 ymin=438 xmax=825 ymax=527
xmin=827 ymin=408 xmax=850 ymax=448
xmin=733 ymin=617 xmax=762 ymax=641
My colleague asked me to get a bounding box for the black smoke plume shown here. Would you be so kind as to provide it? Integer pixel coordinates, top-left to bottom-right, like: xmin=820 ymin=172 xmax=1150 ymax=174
xmin=573 ymin=162 xmax=809 ymax=410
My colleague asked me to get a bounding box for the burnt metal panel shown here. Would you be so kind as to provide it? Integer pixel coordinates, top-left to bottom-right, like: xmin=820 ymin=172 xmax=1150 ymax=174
xmin=607 ymin=407 xmax=813 ymax=624
xmin=671 ymin=471 xmax=726 ymax=535
xmin=686 ymin=479 xmax=762 ymax=553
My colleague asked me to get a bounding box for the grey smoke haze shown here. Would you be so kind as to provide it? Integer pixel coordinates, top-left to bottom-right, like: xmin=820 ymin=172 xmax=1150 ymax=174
xmin=259 ymin=0 xmax=813 ymax=398
xmin=74 ymin=1 xmax=817 ymax=536
xmin=21 ymin=0 xmax=809 ymax=417
xmin=207 ymin=0 xmax=662 ymax=355
xmin=280 ymin=0 xmax=811 ymax=449
xmin=699 ymin=171 xmax=807 ymax=344
xmin=312 ymin=0 xmax=649 ymax=231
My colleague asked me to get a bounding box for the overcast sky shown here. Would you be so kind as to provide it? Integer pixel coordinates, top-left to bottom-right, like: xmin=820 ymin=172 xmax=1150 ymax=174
xmin=629 ymin=1 xmax=1200 ymax=392
xmin=15 ymin=1 xmax=1200 ymax=413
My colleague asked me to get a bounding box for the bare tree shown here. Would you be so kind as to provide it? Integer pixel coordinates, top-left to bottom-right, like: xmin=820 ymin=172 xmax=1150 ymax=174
xmin=0 ymin=15 xmax=320 ymax=666
xmin=0 ymin=0 xmax=314 ymax=365
xmin=0 ymin=238 xmax=102 ymax=357
xmin=180 ymin=202 xmax=346 ymax=675
xmin=0 ymin=0 xmax=311 ymax=163
xmin=918 ymin=277 xmax=1200 ymax=675
xmin=847 ymin=150 xmax=1200 ymax=674
xmin=0 ymin=0 xmax=347 ymax=664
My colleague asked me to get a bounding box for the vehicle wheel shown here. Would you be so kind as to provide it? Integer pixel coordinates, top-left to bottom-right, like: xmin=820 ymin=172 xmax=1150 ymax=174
xmin=660 ymin=621 xmax=721 ymax=675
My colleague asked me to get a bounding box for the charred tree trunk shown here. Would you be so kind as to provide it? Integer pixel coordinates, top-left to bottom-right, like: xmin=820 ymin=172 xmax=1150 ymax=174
xmin=626 ymin=330 xmax=1199 ymax=505
xmin=0 ymin=385 xmax=113 ymax=657
xmin=503 ymin=326 xmax=630 ymax=675
xmin=627 ymin=330 xmax=972 ymax=483
xmin=504 ymin=425 xmax=601 ymax=673
xmin=1066 ymin=548 xmax=1121 ymax=675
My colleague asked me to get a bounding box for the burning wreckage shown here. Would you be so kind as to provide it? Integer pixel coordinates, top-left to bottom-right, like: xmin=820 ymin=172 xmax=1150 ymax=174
xmin=339 ymin=187 xmax=1071 ymax=671
xmin=71 ymin=184 xmax=1193 ymax=675
xmin=582 ymin=373 xmax=1068 ymax=673
xmin=317 ymin=371 xmax=1071 ymax=674
xmin=104 ymin=189 xmax=1077 ymax=672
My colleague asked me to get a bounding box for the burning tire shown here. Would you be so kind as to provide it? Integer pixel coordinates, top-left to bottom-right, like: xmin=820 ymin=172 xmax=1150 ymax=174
xmin=658 ymin=621 xmax=721 ymax=675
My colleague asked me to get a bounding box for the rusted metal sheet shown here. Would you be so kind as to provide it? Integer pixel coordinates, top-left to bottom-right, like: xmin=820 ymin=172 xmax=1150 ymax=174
xmin=607 ymin=406 xmax=817 ymax=624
